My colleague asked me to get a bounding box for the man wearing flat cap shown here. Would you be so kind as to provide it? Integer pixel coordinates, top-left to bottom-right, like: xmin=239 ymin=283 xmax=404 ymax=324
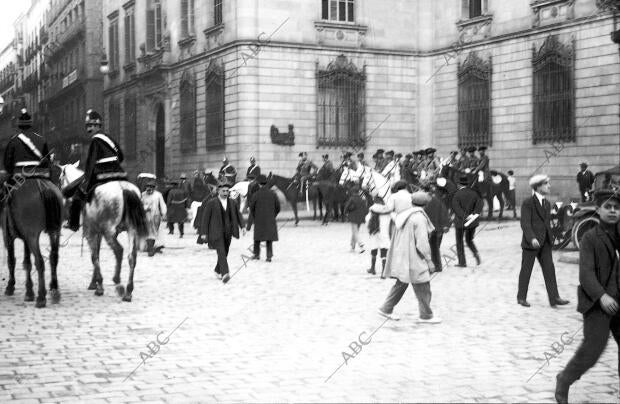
xmin=576 ymin=162 xmax=595 ymax=202
xmin=198 ymin=181 xmax=245 ymax=283
xmin=517 ymin=174 xmax=569 ymax=308
xmin=556 ymin=189 xmax=620 ymax=403
xmin=473 ymin=146 xmax=490 ymax=183
xmin=247 ymin=174 xmax=280 ymax=262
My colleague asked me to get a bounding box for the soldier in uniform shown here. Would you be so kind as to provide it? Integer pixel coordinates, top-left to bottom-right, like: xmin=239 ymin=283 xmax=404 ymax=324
xmin=318 ymin=154 xmax=334 ymax=181
xmin=381 ymin=150 xmax=398 ymax=182
xmin=295 ymin=152 xmax=317 ymax=192
xmin=180 ymin=173 xmax=192 ymax=196
xmin=474 ymin=146 xmax=490 ymax=182
xmin=246 ymin=156 xmax=261 ymax=181
xmin=465 ymin=146 xmax=479 ymax=173
xmin=374 ymin=149 xmax=386 ymax=171
xmin=64 ymin=109 xmax=127 ymax=231
xmin=3 ymin=108 xmax=52 ymax=196
xmin=219 ymin=157 xmax=237 ymax=186
xmin=457 ymin=148 xmax=469 ymax=171
xmin=167 ymin=179 xmax=190 ymax=238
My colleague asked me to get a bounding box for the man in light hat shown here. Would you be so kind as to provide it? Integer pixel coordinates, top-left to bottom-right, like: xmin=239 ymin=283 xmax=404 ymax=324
xmin=141 ymin=178 xmax=167 ymax=257
xmin=247 ymin=174 xmax=280 ymax=262
xmin=452 ymin=175 xmax=483 ymax=267
xmin=576 ymin=162 xmax=595 ymax=202
xmin=555 ymin=189 xmax=620 ymax=403
xmin=517 ymin=174 xmax=569 ymax=308
xmin=198 ymin=180 xmax=245 ymax=283
xmin=219 ymin=157 xmax=237 ymax=186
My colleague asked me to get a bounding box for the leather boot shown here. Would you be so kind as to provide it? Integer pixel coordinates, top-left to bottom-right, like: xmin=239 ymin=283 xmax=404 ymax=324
xmin=68 ymin=197 xmax=82 ymax=231
xmin=555 ymin=372 xmax=569 ymax=404
xmin=367 ymin=256 xmax=376 ymax=275
xmin=380 ymin=259 xmax=386 ymax=279
xmin=147 ymin=239 xmax=155 ymax=257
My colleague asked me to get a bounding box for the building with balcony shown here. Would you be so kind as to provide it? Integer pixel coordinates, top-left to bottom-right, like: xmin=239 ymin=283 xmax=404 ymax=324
xmin=102 ymin=0 xmax=620 ymax=201
xmin=42 ymin=0 xmax=103 ymax=163
xmin=0 ymin=42 xmax=18 ymax=155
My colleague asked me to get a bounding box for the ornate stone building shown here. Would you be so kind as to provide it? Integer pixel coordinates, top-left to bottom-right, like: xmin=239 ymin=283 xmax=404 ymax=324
xmin=102 ymin=0 xmax=620 ymax=201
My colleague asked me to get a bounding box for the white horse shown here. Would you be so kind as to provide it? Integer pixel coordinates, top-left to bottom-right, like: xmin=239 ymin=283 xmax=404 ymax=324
xmin=59 ymin=162 xmax=148 ymax=301
xmin=361 ymin=169 xmax=392 ymax=202
xmin=230 ymin=180 xmax=250 ymax=213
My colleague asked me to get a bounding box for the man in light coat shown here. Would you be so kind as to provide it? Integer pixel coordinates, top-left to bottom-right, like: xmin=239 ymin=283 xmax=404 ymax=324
xmin=141 ymin=179 xmax=167 ymax=256
xmin=247 ymin=174 xmax=280 ymax=262
xmin=372 ymin=181 xmax=441 ymax=323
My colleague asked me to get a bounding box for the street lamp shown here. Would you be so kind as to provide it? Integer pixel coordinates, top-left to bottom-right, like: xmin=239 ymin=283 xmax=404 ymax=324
xmin=99 ymin=51 xmax=110 ymax=75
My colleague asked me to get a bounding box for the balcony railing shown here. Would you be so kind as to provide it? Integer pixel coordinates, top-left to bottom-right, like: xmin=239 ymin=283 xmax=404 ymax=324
xmin=47 ymin=67 xmax=85 ymax=97
xmin=56 ymin=16 xmax=85 ymax=47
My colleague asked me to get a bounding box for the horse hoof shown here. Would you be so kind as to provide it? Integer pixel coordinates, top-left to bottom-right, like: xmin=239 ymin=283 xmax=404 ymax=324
xmin=24 ymin=293 xmax=35 ymax=302
xmin=50 ymin=289 xmax=61 ymax=304
xmin=122 ymin=294 xmax=132 ymax=302
xmin=95 ymin=287 xmax=104 ymax=296
xmin=115 ymin=284 xmax=125 ymax=297
xmin=4 ymin=287 xmax=14 ymax=296
xmin=87 ymin=281 xmax=97 ymax=290
xmin=35 ymin=298 xmax=46 ymax=308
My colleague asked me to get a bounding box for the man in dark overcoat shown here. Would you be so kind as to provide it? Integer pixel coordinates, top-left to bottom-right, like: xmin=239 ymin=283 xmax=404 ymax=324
xmin=451 ymin=175 xmax=483 ymax=267
xmin=247 ymin=174 xmax=281 ymax=262
xmin=167 ymin=180 xmax=190 ymax=237
xmin=555 ymin=189 xmax=620 ymax=403
xmin=198 ymin=181 xmax=245 ymax=283
xmin=517 ymin=174 xmax=569 ymax=308
xmin=424 ymin=184 xmax=451 ymax=272
xmin=576 ymin=162 xmax=595 ymax=202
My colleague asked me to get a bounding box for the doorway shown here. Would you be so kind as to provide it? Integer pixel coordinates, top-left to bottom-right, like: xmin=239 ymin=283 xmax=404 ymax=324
xmin=155 ymin=104 xmax=165 ymax=179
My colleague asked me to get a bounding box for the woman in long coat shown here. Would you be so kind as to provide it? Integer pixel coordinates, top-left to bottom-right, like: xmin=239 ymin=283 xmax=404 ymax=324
xmin=373 ymin=182 xmax=441 ymax=323
xmin=247 ymin=175 xmax=281 ymax=261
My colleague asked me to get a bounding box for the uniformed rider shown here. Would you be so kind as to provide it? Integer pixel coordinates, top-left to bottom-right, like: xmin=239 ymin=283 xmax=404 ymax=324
xmin=219 ymin=156 xmax=237 ymax=186
xmin=65 ymin=109 xmax=127 ymax=231
xmin=473 ymin=146 xmax=490 ymax=182
xmin=295 ymin=152 xmax=317 ymax=192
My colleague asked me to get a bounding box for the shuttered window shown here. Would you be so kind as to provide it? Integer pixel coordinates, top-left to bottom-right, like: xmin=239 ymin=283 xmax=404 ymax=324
xmin=146 ymin=0 xmax=162 ymax=51
xmin=124 ymin=9 xmax=135 ymax=64
xmin=108 ymin=17 xmax=119 ymax=72
xmin=124 ymin=97 xmax=137 ymax=160
xmin=321 ymin=0 xmax=354 ymax=22
xmin=457 ymin=52 xmax=492 ymax=148
xmin=316 ymin=55 xmax=366 ymax=148
xmin=205 ymin=67 xmax=224 ymax=148
xmin=180 ymin=72 xmax=196 ymax=153
xmin=532 ymin=35 xmax=575 ymax=145
xmin=181 ymin=0 xmax=195 ymax=37
xmin=214 ymin=0 xmax=223 ymax=25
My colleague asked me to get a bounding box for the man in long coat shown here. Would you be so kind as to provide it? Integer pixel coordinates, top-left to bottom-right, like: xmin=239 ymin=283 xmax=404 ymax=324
xmin=452 ymin=175 xmax=483 ymax=267
xmin=141 ymin=179 xmax=167 ymax=256
xmin=247 ymin=174 xmax=281 ymax=262
xmin=517 ymin=174 xmax=569 ymax=308
xmin=198 ymin=181 xmax=245 ymax=283
xmin=167 ymin=180 xmax=190 ymax=238
xmin=576 ymin=162 xmax=595 ymax=202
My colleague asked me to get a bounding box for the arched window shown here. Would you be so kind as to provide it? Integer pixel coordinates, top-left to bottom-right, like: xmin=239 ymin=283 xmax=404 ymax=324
xmin=457 ymin=52 xmax=492 ymax=148
xmin=205 ymin=62 xmax=224 ymax=148
xmin=316 ymin=55 xmax=366 ymax=148
xmin=180 ymin=71 xmax=196 ymax=152
xmin=532 ymin=35 xmax=574 ymax=144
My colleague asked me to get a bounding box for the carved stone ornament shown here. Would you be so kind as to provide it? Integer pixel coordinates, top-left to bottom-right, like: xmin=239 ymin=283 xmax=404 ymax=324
xmin=530 ymin=0 xmax=575 ymax=28
xmin=270 ymin=124 xmax=295 ymax=146
xmin=314 ymin=21 xmax=368 ymax=48
xmin=532 ymin=34 xmax=574 ymax=70
xmin=457 ymin=51 xmax=492 ymax=83
xmin=456 ymin=15 xmax=493 ymax=42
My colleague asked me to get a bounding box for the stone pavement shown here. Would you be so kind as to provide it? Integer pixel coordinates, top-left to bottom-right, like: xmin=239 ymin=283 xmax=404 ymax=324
xmin=0 ymin=215 xmax=618 ymax=403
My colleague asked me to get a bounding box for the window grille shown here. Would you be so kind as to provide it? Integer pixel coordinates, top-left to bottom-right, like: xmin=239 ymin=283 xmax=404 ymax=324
xmin=532 ymin=35 xmax=575 ymax=145
xmin=316 ymin=55 xmax=366 ymax=148
xmin=205 ymin=64 xmax=224 ymax=148
xmin=457 ymin=52 xmax=492 ymax=148
xmin=180 ymin=71 xmax=196 ymax=153
xmin=321 ymin=0 xmax=354 ymax=22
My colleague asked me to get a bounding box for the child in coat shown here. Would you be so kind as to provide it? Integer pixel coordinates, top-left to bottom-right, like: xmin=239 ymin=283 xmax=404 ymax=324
xmin=365 ymin=196 xmax=391 ymax=277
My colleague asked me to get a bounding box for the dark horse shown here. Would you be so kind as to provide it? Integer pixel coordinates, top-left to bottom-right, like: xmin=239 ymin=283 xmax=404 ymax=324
xmin=441 ymin=165 xmax=512 ymax=219
xmin=1 ymin=175 xmax=63 ymax=308
xmin=266 ymin=173 xmax=321 ymax=225
xmin=316 ymin=166 xmax=351 ymax=225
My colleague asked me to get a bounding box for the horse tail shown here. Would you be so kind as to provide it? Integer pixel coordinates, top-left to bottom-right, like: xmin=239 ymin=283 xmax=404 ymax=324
xmin=122 ymin=189 xmax=148 ymax=239
xmin=40 ymin=184 xmax=63 ymax=233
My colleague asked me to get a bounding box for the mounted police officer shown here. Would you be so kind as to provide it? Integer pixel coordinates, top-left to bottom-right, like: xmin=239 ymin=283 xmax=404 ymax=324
xmin=219 ymin=156 xmax=237 ymax=186
xmin=64 ymin=109 xmax=127 ymax=231
xmin=295 ymin=152 xmax=317 ymax=192
xmin=3 ymin=108 xmax=52 ymax=195
xmin=246 ymin=156 xmax=261 ymax=181
xmin=474 ymin=146 xmax=490 ymax=182
xmin=318 ymin=153 xmax=334 ymax=181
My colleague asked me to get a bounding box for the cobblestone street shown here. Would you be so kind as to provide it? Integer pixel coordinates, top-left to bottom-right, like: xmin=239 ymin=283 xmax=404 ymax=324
xmin=0 ymin=212 xmax=618 ymax=403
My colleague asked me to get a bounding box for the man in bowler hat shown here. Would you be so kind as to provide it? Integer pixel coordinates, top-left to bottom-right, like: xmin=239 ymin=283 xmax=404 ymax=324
xmin=247 ymin=174 xmax=281 ymax=262
xmin=517 ymin=174 xmax=569 ymax=307
xmin=198 ymin=181 xmax=245 ymax=283
xmin=452 ymin=175 xmax=483 ymax=267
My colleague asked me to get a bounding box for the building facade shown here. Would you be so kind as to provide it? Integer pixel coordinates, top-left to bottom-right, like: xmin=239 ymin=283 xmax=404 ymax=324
xmin=0 ymin=43 xmax=18 ymax=150
xmin=101 ymin=0 xmax=619 ymax=202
